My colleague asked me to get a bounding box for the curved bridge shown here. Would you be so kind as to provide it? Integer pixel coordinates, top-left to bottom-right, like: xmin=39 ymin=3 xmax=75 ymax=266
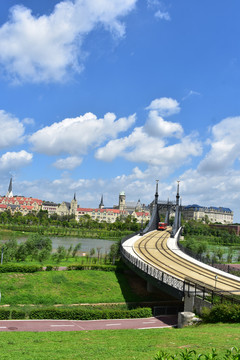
xmin=121 ymin=229 xmax=240 ymax=311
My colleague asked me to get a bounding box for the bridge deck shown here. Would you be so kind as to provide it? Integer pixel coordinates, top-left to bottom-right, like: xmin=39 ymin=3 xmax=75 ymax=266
xmin=133 ymin=230 xmax=240 ymax=296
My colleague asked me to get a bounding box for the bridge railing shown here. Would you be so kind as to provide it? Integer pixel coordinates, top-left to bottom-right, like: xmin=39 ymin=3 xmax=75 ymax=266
xmin=120 ymin=235 xmax=185 ymax=294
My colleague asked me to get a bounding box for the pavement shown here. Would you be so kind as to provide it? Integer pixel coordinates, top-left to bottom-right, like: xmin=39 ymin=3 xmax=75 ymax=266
xmin=0 ymin=315 xmax=178 ymax=332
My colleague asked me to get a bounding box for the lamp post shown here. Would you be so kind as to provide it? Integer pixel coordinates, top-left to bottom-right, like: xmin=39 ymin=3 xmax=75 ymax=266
xmin=215 ymin=275 xmax=218 ymax=289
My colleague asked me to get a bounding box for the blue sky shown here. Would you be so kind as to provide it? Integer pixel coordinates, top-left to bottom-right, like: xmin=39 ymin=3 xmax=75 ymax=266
xmin=0 ymin=0 xmax=240 ymax=220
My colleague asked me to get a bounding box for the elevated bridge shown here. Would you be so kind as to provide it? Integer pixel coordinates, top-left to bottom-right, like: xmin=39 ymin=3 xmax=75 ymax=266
xmin=121 ymin=182 xmax=240 ymax=312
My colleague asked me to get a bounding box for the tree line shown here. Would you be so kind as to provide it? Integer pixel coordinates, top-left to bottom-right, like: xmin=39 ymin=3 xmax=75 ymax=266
xmin=0 ymin=210 xmax=148 ymax=232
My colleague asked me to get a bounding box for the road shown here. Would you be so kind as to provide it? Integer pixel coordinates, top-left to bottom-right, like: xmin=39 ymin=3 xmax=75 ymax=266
xmin=0 ymin=315 xmax=177 ymax=332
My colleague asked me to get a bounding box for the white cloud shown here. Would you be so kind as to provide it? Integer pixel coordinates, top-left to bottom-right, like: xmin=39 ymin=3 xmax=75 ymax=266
xmin=144 ymin=110 xmax=183 ymax=138
xmin=176 ymin=168 xmax=240 ymax=217
xmin=155 ymin=10 xmax=170 ymax=20
xmin=198 ymin=116 xmax=240 ymax=173
xmin=95 ymin=126 xmax=201 ymax=168
xmin=0 ymin=150 xmax=32 ymax=172
xmin=0 ymin=110 xmax=25 ymax=148
xmin=23 ymin=117 xmax=35 ymax=126
xmin=146 ymin=97 xmax=180 ymax=117
xmin=29 ymin=112 xmax=136 ymax=156
xmin=0 ymin=0 xmax=137 ymax=83
xmin=53 ymin=156 xmax=83 ymax=170
xmin=147 ymin=0 xmax=171 ymax=21
xmin=95 ymin=99 xmax=199 ymax=168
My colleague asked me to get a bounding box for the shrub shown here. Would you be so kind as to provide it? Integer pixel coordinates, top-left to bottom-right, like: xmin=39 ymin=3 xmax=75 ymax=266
xmin=202 ymin=304 xmax=240 ymax=323
xmin=0 ymin=264 xmax=42 ymax=273
xmin=45 ymin=265 xmax=53 ymax=271
xmin=11 ymin=309 xmax=25 ymax=319
xmin=67 ymin=264 xmax=118 ymax=272
xmin=0 ymin=309 xmax=10 ymax=320
xmin=29 ymin=306 xmax=152 ymax=320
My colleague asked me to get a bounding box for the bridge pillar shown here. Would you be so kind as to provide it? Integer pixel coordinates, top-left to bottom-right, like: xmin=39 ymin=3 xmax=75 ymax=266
xmin=184 ymin=294 xmax=194 ymax=312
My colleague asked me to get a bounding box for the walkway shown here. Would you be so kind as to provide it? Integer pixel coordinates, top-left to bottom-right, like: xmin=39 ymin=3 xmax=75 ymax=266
xmin=0 ymin=316 xmax=177 ymax=332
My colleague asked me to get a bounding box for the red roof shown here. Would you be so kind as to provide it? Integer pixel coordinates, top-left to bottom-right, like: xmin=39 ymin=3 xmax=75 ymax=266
xmin=77 ymin=207 xmax=127 ymax=214
xmin=135 ymin=211 xmax=150 ymax=216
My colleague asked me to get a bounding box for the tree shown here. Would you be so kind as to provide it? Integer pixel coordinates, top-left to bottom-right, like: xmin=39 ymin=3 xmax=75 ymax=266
xmin=1 ymin=237 xmax=18 ymax=263
xmin=15 ymin=243 xmax=28 ymax=262
xmin=72 ymin=243 xmax=81 ymax=258
xmin=109 ymin=241 xmax=120 ymax=264
xmin=25 ymin=233 xmax=52 ymax=260
xmin=96 ymin=247 xmax=102 ymax=261
xmin=66 ymin=244 xmax=73 ymax=260
xmin=216 ymin=247 xmax=224 ymax=262
xmin=90 ymin=248 xmax=95 ymax=257
xmin=53 ymin=246 xmax=66 ymax=263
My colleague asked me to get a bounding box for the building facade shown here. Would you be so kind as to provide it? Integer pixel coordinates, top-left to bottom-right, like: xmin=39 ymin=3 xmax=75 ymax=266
xmin=0 ymin=180 xmax=150 ymax=224
xmin=182 ymin=204 xmax=233 ymax=224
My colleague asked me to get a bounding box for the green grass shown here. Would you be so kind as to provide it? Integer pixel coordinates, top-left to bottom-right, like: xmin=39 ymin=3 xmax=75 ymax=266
xmin=0 ymin=270 xmax=150 ymax=305
xmin=0 ymin=324 xmax=239 ymax=359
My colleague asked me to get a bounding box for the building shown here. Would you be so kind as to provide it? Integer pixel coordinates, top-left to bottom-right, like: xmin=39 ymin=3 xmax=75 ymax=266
xmin=182 ymin=204 xmax=233 ymax=224
xmin=0 ymin=180 xmax=150 ymax=223
xmin=0 ymin=179 xmax=43 ymax=216
xmin=75 ymin=193 xmax=150 ymax=223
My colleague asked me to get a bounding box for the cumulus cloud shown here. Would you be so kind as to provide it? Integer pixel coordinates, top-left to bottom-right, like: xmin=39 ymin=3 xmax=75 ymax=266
xmin=144 ymin=110 xmax=183 ymax=138
xmin=0 ymin=150 xmax=32 ymax=172
xmin=29 ymin=112 xmax=136 ymax=156
xmin=198 ymin=116 xmax=240 ymax=173
xmin=0 ymin=0 xmax=137 ymax=83
xmin=95 ymin=126 xmax=201 ymax=168
xmin=0 ymin=110 xmax=25 ymax=148
xmin=95 ymin=98 xmax=199 ymax=168
xmin=146 ymin=97 xmax=180 ymax=117
xmin=53 ymin=156 xmax=83 ymax=170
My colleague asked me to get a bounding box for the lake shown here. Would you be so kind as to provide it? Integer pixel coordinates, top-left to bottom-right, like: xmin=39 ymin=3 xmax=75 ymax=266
xmin=1 ymin=237 xmax=117 ymax=255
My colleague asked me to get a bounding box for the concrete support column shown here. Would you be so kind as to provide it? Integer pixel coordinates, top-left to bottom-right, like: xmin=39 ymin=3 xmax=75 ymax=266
xmin=184 ymin=294 xmax=194 ymax=312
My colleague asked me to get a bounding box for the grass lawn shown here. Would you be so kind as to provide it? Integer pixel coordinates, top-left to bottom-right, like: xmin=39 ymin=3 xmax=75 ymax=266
xmin=0 ymin=270 xmax=150 ymax=305
xmin=0 ymin=324 xmax=239 ymax=360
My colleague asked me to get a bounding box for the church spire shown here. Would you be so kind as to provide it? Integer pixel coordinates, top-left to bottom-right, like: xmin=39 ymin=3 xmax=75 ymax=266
xmin=99 ymin=194 xmax=104 ymax=209
xmin=6 ymin=178 xmax=13 ymax=198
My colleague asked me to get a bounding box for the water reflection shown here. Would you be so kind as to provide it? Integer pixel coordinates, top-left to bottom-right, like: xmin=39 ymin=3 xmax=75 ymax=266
xmin=2 ymin=237 xmax=116 ymax=255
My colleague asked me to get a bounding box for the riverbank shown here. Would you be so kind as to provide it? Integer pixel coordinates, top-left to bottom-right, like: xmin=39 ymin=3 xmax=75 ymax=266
xmin=0 ymin=226 xmax=133 ymax=241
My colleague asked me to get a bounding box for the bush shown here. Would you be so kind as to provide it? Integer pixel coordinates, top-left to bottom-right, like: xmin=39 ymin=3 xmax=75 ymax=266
xmin=11 ymin=309 xmax=26 ymax=319
xmin=0 ymin=264 xmax=42 ymax=273
xmin=29 ymin=306 xmax=152 ymax=320
xmin=0 ymin=309 xmax=10 ymax=320
xmin=67 ymin=264 xmax=118 ymax=272
xmin=45 ymin=265 xmax=53 ymax=271
xmin=202 ymin=304 xmax=240 ymax=323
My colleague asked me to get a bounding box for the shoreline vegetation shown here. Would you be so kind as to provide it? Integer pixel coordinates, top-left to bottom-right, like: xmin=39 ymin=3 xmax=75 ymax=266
xmin=181 ymin=220 xmax=240 ymax=264
xmin=0 ymin=210 xmax=147 ymax=240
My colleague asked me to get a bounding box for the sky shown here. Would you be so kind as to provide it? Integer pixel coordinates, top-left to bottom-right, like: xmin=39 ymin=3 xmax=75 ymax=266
xmin=0 ymin=0 xmax=240 ymax=220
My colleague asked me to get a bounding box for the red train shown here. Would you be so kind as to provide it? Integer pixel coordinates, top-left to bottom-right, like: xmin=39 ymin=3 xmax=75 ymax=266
xmin=158 ymin=222 xmax=168 ymax=231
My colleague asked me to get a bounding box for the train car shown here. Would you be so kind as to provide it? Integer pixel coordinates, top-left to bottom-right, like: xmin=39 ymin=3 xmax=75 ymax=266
xmin=158 ymin=222 xmax=168 ymax=231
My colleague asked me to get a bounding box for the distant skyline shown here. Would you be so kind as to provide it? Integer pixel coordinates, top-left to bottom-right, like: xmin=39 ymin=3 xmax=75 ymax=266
xmin=0 ymin=0 xmax=240 ymax=220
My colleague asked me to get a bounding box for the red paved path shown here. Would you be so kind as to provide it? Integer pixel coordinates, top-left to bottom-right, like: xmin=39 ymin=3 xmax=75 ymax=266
xmin=0 ymin=315 xmax=177 ymax=332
